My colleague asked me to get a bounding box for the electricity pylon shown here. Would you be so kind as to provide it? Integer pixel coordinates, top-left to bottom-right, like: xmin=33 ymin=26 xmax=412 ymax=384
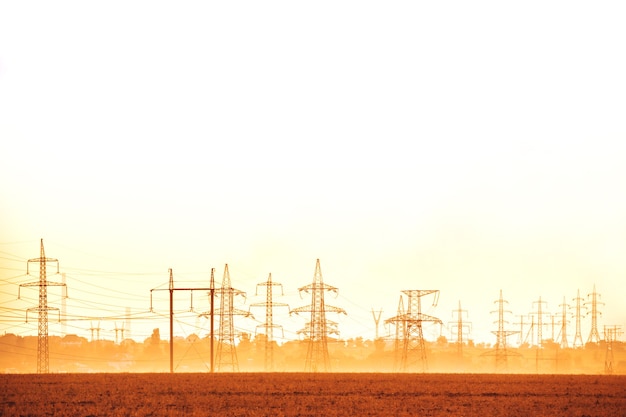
xmin=557 ymin=296 xmax=569 ymax=349
xmin=389 ymin=295 xmax=406 ymax=372
xmin=214 ymin=264 xmax=251 ymax=372
xmin=585 ymin=284 xmax=603 ymax=344
xmin=291 ymin=259 xmax=346 ymax=372
xmin=572 ymin=289 xmax=585 ymax=348
xmin=114 ymin=322 xmax=125 ymax=344
xmin=89 ymin=321 xmax=101 ymax=342
xmin=385 ymin=289 xmax=442 ymax=372
xmin=482 ymin=290 xmax=519 ymax=372
xmin=125 ymin=307 xmax=131 ymax=341
xmin=530 ymin=296 xmax=550 ymax=372
xmin=515 ymin=315 xmax=526 ymax=346
xmin=449 ymin=300 xmax=471 ymax=359
xmin=249 ymin=273 xmax=289 ymax=371
xmin=372 ymin=308 xmax=383 ymax=340
xmin=18 ymin=239 xmax=67 ymax=374
xmin=530 ymin=296 xmax=549 ymax=348
xmin=603 ymin=325 xmax=622 ymax=375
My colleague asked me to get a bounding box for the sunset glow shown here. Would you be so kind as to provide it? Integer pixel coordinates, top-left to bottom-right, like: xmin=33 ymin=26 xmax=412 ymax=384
xmin=1 ymin=1 xmax=625 ymax=376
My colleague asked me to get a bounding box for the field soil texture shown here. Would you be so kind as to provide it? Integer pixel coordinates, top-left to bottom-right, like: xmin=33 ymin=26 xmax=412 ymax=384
xmin=2 ymin=373 xmax=625 ymax=417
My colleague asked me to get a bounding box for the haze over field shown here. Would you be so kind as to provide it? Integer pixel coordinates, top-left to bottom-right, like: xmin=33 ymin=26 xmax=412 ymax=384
xmin=1 ymin=1 xmax=625 ymax=348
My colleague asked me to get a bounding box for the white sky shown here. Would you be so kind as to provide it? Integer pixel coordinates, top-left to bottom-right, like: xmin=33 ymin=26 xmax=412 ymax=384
xmin=1 ymin=1 xmax=625 ymax=346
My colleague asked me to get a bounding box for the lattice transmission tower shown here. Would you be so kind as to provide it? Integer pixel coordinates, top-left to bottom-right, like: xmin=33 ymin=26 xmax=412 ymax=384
xmin=449 ymin=300 xmax=471 ymax=360
xmin=18 ymin=239 xmax=67 ymax=374
xmin=529 ymin=296 xmax=551 ymax=372
xmin=557 ymin=296 xmax=569 ymax=349
xmin=603 ymin=325 xmax=622 ymax=375
xmin=388 ymin=295 xmax=406 ymax=371
xmin=214 ymin=264 xmax=251 ymax=372
xmin=585 ymin=284 xmax=603 ymax=344
xmin=482 ymin=290 xmax=519 ymax=372
xmin=572 ymin=289 xmax=585 ymax=348
xmin=530 ymin=296 xmax=549 ymax=348
xmin=385 ymin=289 xmax=442 ymax=372
xmin=249 ymin=273 xmax=289 ymax=371
xmin=291 ymin=259 xmax=346 ymax=372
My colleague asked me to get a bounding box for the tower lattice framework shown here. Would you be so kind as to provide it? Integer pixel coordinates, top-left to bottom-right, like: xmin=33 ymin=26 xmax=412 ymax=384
xmin=572 ymin=289 xmax=585 ymax=348
xmin=18 ymin=239 xmax=67 ymax=374
xmin=603 ymin=325 xmax=622 ymax=375
xmin=557 ymin=296 xmax=569 ymax=349
xmin=449 ymin=300 xmax=471 ymax=360
xmin=385 ymin=290 xmax=442 ymax=372
xmin=214 ymin=264 xmax=250 ymax=372
xmin=585 ymin=284 xmax=603 ymax=344
xmin=249 ymin=273 xmax=289 ymax=371
xmin=482 ymin=290 xmax=519 ymax=372
xmin=389 ymin=295 xmax=406 ymax=372
xmin=291 ymin=259 xmax=346 ymax=372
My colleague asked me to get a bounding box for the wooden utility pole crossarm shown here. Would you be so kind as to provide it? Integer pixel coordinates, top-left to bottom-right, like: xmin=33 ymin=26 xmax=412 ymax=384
xmin=150 ymin=268 xmax=215 ymax=373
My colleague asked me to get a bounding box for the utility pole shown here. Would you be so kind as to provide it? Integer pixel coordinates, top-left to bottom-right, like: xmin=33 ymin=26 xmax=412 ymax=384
xmin=291 ymin=259 xmax=346 ymax=372
xmin=150 ymin=268 xmax=215 ymax=373
xmin=249 ymin=273 xmax=289 ymax=371
xmin=482 ymin=290 xmax=519 ymax=372
xmin=198 ymin=268 xmax=217 ymax=373
xmin=18 ymin=239 xmax=67 ymax=374
xmin=585 ymin=284 xmax=603 ymax=344
xmin=385 ymin=289 xmax=442 ymax=372
xmin=572 ymin=289 xmax=585 ymax=348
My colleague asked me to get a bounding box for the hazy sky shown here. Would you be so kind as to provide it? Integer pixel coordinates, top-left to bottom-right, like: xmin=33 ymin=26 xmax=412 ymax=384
xmin=1 ymin=1 xmax=625 ymax=346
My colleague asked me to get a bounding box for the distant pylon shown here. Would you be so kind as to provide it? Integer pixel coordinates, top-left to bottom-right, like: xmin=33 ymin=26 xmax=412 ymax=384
xmin=449 ymin=300 xmax=471 ymax=359
xmin=214 ymin=264 xmax=251 ymax=372
xmin=515 ymin=315 xmax=525 ymax=346
xmin=114 ymin=322 xmax=125 ymax=344
xmin=530 ymin=296 xmax=550 ymax=372
xmin=372 ymin=308 xmax=383 ymax=340
xmin=585 ymin=284 xmax=603 ymax=344
xmin=385 ymin=289 xmax=442 ymax=372
xmin=18 ymin=239 xmax=67 ymax=374
xmin=530 ymin=296 xmax=549 ymax=348
xmin=61 ymin=273 xmax=67 ymax=336
xmin=89 ymin=321 xmax=101 ymax=342
xmin=603 ymin=325 xmax=622 ymax=375
xmin=572 ymin=289 xmax=585 ymax=348
xmin=482 ymin=290 xmax=519 ymax=372
xmin=290 ymin=259 xmax=346 ymax=372
xmin=390 ymin=295 xmax=405 ymax=372
xmin=125 ymin=307 xmax=131 ymax=341
xmin=249 ymin=273 xmax=290 ymax=371
xmin=557 ymin=296 xmax=569 ymax=349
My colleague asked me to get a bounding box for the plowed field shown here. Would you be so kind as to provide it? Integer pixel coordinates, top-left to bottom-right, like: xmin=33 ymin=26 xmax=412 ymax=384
xmin=2 ymin=373 xmax=625 ymax=416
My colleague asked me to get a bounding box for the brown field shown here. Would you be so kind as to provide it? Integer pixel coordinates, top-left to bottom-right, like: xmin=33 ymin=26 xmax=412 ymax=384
xmin=1 ymin=373 xmax=625 ymax=417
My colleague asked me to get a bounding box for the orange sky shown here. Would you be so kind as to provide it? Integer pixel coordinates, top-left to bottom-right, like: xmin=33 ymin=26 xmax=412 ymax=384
xmin=1 ymin=1 xmax=625 ymax=346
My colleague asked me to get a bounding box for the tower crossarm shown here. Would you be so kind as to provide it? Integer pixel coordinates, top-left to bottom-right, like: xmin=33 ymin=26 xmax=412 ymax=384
xmin=385 ymin=312 xmax=442 ymax=324
xmin=298 ymin=283 xmax=338 ymax=294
